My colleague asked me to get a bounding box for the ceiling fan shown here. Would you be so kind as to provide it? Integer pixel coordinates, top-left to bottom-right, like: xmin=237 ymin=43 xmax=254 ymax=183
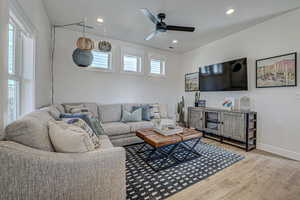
xmin=141 ymin=8 xmax=195 ymax=41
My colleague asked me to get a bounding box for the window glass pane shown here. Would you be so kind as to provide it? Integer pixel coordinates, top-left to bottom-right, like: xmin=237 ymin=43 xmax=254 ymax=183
xmin=91 ymin=51 xmax=110 ymax=69
xmin=8 ymin=24 xmax=15 ymax=74
xmin=124 ymin=55 xmax=138 ymax=72
xmin=150 ymin=59 xmax=161 ymax=74
xmin=8 ymin=79 xmax=18 ymax=124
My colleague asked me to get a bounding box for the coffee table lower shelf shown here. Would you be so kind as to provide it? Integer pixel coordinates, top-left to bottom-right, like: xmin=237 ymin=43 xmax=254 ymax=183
xmin=136 ymin=137 xmax=202 ymax=172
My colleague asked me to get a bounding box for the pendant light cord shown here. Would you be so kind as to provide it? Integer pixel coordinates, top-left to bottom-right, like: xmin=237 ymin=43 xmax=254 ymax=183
xmin=50 ymin=20 xmax=94 ymax=105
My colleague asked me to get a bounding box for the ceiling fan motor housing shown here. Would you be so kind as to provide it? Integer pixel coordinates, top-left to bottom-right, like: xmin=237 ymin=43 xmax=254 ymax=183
xmin=156 ymin=22 xmax=167 ymax=32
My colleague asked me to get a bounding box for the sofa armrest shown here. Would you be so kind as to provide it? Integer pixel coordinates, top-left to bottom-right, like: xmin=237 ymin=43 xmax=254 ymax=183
xmin=0 ymin=141 xmax=126 ymax=200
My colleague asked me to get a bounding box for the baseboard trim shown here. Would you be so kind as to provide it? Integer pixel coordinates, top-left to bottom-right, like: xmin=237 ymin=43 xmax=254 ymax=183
xmin=257 ymin=143 xmax=300 ymax=161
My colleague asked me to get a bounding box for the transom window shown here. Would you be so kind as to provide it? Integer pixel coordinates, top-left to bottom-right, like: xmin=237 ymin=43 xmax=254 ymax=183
xmin=91 ymin=50 xmax=112 ymax=70
xmin=123 ymin=55 xmax=142 ymax=73
xmin=150 ymin=58 xmax=166 ymax=76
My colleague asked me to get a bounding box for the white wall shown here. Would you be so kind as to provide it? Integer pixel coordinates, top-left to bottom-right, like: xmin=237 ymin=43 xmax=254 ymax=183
xmin=0 ymin=0 xmax=9 ymax=136
xmin=17 ymin=0 xmax=52 ymax=108
xmin=53 ymin=28 xmax=181 ymax=116
xmin=180 ymin=9 xmax=300 ymax=160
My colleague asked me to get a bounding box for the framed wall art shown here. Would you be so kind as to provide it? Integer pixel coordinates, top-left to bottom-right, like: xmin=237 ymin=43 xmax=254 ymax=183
xmin=256 ymin=52 xmax=297 ymax=88
xmin=185 ymin=72 xmax=199 ymax=92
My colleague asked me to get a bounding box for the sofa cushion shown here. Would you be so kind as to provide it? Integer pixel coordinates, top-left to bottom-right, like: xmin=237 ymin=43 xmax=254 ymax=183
xmin=99 ymin=104 xmax=122 ymax=123
xmin=47 ymin=105 xmax=61 ymax=120
xmin=62 ymin=103 xmax=99 ymax=119
xmin=126 ymin=121 xmax=154 ymax=132
xmin=150 ymin=103 xmax=160 ymax=119
xmin=5 ymin=111 xmax=54 ymax=151
xmin=48 ymin=121 xmax=97 ymax=153
xmin=159 ymin=104 xmax=168 ymax=119
xmin=122 ymin=104 xmax=141 ymax=112
xmin=102 ymin=122 xmax=130 ymax=136
xmin=98 ymin=135 xmax=114 ymax=149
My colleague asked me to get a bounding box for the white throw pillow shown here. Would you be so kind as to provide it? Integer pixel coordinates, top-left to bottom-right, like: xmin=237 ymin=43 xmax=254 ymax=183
xmin=48 ymin=121 xmax=97 ymax=153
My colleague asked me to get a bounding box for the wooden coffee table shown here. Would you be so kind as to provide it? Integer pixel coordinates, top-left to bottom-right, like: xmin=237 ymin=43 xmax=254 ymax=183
xmin=136 ymin=128 xmax=203 ymax=171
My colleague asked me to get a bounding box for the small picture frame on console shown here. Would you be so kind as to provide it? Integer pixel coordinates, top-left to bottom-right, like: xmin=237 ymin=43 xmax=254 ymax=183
xmin=256 ymin=52 xmax=297 ymax=88
xmin=185 ymin=72 xmax=199 ymax=92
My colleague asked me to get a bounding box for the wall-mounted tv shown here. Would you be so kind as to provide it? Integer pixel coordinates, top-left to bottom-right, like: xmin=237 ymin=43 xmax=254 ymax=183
xmin=199 ymin=58 xmax=248 ymax=91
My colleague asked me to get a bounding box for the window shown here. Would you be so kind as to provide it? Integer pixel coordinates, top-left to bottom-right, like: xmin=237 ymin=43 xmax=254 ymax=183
xmin=7 ymin=17 xmax=35 ymax=124
xmin=91 ymin=50 xmax=112 ymax=70
xmin=150 ymin=58 xmax=166 ymax=76
xmin=123 ymin=55 xmax=142 ymax=73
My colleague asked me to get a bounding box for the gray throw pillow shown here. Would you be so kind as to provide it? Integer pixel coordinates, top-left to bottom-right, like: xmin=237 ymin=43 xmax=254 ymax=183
xmin=133 ymin=105 xmax=153 ymax=121
xmin=122 ymin=108 xmax=142 ymax=122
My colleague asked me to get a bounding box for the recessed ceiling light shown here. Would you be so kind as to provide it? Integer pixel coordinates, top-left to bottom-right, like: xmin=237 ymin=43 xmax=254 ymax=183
xmin=97 ymin=17 xmax=104 ymax=23
xmin=226 ymin=8 xmax=235 ymax=15
xmin=172 ymin=40 xmax=178 ymax=44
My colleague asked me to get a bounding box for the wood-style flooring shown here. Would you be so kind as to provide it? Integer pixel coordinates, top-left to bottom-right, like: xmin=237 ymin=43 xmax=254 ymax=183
xmin=167 ymin=138 xmax=300 ymax=200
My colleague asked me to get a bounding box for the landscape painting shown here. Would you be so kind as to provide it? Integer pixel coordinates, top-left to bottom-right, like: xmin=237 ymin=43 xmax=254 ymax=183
xmin=256 ymin=53 xmax=297 ymax=88
xmin=185 ymin=72 xmax=199 ymax=91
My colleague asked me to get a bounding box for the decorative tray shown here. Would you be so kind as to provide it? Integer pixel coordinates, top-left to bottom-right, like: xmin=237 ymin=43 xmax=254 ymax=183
xmin=154 ymin=126 xmax=184 ymax=136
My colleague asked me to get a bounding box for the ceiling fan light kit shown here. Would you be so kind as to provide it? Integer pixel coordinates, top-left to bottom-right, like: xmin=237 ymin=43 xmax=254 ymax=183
xmin=141 ymin=8 xmax=195 ymax=41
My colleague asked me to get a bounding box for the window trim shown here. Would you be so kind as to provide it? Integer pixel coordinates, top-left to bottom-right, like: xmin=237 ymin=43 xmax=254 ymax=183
xmin=120 ymin=47 xmax=145 ymax=75
xmin=148 ymin=54 xmax=167 ymax=77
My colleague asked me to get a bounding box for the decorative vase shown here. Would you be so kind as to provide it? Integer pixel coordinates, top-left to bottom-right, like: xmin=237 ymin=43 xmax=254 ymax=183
xmin=76 ymin=37 xmax=95 ymax=50
xmin=72 ymin=48 xmax=94 ymax=67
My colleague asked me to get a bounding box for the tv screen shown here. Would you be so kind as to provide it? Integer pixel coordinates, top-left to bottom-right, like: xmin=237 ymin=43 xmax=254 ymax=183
xmin=199 ymin=58 xmax=248 ymax=91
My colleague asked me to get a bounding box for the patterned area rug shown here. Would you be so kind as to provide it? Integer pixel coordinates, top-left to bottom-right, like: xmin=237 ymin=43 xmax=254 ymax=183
xmin=125 ymin=141 xmax=244 ymax=200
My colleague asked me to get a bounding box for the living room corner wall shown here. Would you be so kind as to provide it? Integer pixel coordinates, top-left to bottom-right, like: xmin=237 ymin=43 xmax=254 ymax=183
xmin=52 ymin=28 xmax=182 ymax=117
xmin=180 ymin=9 xmax=300 ymax=160
xmin=17 ymin=0 xmax=52 ymax=108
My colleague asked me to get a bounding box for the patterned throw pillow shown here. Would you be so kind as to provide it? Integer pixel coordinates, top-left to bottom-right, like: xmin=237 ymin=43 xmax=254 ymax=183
xmin=48 ymin=120 xmax=97 ymax=153
xmin=60 ymin=114 xmax=105 ymax=136
xmin=64 ymin=104 xmax=95 ymax=118
xmin=89 ymin=118 xmax=106 ymax=136
xmin=150 ymin=103 xmax=161 ymax=119
xmin=133 ymin=105 xmax=153 ymax=121
xmin=121 ymin=108 xmax=142 ymax=122
xmin=63 ymin=118 xmax=100 ymax=148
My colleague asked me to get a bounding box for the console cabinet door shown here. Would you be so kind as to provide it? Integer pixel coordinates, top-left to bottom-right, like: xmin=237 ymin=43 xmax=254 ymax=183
xmin=189 ymin=109 xmax=203 ymax=130
xmin=221 ymin=112 xmax=246 ymax=142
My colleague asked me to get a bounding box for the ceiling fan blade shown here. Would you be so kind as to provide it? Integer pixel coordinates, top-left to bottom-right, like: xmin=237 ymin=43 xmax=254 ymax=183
xmin=167 ymin=25 xmax=195 ymax=32
xmin=145 ymin=31 xmax=159 ymax=41
xmin=141 ymin=8 xmax=159 ymax=24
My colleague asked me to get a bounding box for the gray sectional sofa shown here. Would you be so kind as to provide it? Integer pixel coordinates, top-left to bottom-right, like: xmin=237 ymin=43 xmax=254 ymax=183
xmin=0 ymin=102 xmax=172 ymax=200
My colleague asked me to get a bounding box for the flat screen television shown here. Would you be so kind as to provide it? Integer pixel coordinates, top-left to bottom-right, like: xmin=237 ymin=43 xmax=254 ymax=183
xmin=199 ymin=58 xmax=248 ymax=91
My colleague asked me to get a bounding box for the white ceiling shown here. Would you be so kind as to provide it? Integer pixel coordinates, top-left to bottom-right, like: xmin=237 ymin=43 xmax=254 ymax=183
xmin=43 ymin=0 xmax=300 ymax=53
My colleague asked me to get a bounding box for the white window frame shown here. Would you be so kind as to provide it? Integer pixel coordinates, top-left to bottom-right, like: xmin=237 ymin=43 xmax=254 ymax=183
xmin=120 ymin=47 xmax=145 ymax=75
xmin=148 ymin=53 xmax=167 ymax=77
xmin=6 ymin=2 xmax=36 ymax=125
xmin=88 ymin=49 xmax=113 ymax=72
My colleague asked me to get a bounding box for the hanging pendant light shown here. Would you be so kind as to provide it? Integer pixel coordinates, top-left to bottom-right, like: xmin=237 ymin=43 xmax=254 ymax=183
xmin=77 ymin=37 xmax=94 ymax=50
xmin=98 ymin=27 xmax=112 ymax=52
xmin=98 ymin=40 xmax=112 ymax=52
xmin=73 ymin=19 xmax=94 ymax=67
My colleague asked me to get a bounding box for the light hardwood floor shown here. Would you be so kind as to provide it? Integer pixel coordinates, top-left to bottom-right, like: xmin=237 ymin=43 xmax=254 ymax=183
xmin=167 ymin=138 xmax=300 ymax=200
